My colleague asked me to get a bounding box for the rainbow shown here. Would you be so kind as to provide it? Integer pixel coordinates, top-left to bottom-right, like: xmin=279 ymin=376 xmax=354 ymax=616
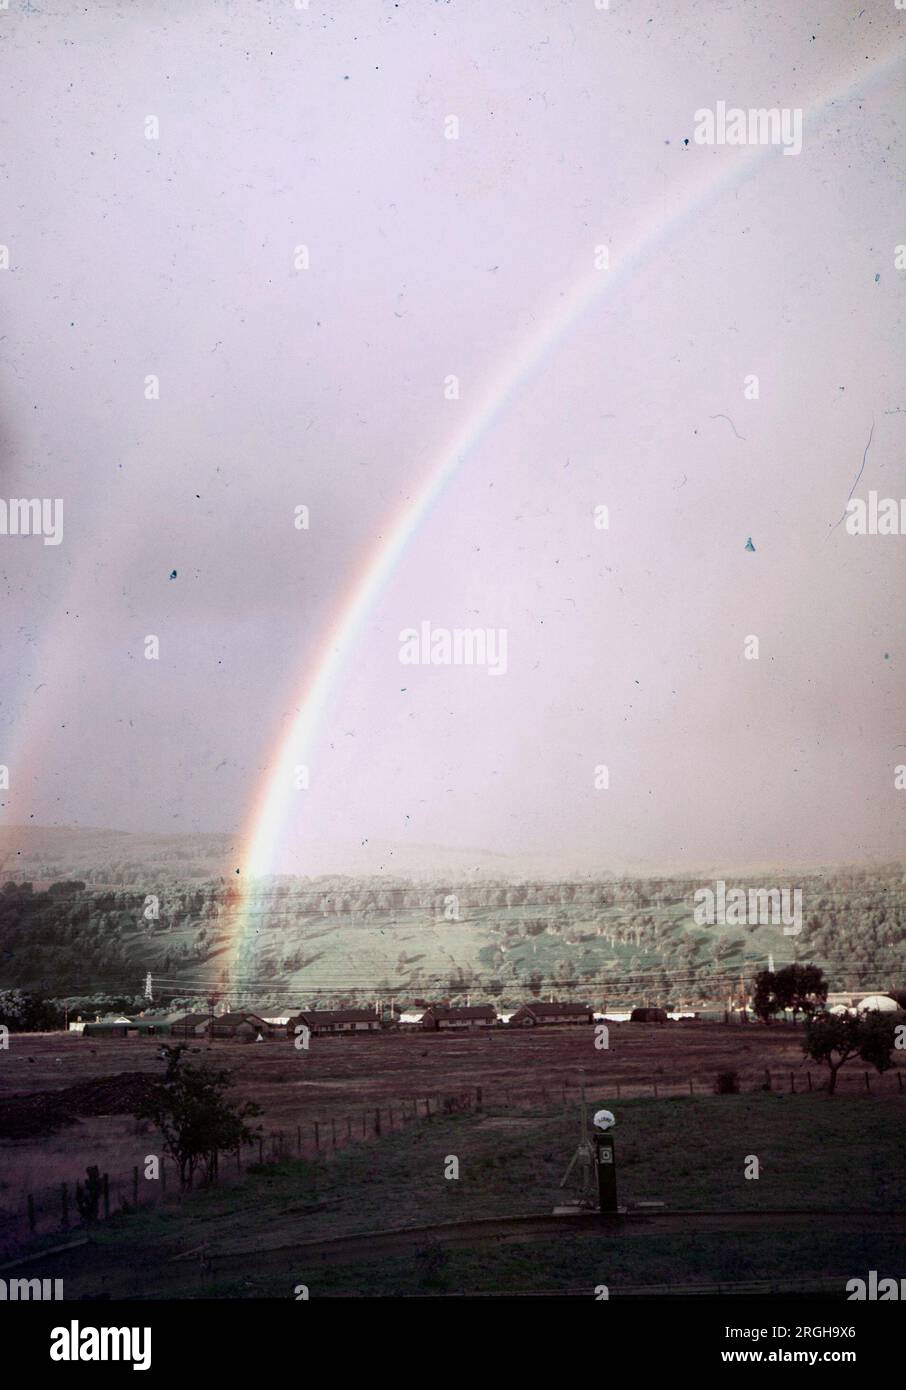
xmin=227 ymin=44 xmax=905 ymax=972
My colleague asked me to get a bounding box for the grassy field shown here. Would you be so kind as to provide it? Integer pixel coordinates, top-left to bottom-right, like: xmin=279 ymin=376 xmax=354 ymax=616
xmin=2 ymin=1022 xmax=901 ymax=1249
xmin=13 ymin=1090 xmax=905 ymax=1299
xmin=158 ymin=897 xmax=799 ymax=1003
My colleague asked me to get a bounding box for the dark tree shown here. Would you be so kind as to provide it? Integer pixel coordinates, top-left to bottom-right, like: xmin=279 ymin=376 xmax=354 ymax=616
xmin=803 ymin=1012 xmax=896 ymax=1094
xmin=753 ymin=964 xmax=827 ymax=1022
xmin=0 ymin=989 xmax=62 ymax=1032
xmin=752 ymin=971 xmax=780 ymax=1022
xmin=135 ymin=1045 xmax=260 ymax=1188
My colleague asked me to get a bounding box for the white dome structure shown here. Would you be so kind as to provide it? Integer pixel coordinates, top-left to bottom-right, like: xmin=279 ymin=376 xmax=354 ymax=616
xmin=855 ymin=994 xmax=898 ymax=1014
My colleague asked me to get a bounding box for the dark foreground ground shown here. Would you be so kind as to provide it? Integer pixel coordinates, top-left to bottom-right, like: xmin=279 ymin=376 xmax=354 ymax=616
xmin=8 ymin=1090 xmax=904 ymax=1299
xmin=4 ymin=1019 xmax=897 ymax=1230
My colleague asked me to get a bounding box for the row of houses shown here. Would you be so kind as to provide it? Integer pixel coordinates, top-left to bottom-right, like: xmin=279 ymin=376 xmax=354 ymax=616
xmin=231 ymin=1001 xmax=596 ymax=1036
xmin=429 ymin=1002 xmax=594 ymax=1029
xmin=80 ymin=1000 xmax=597 ymax=1039
xmin=78 ymin=990 xmax=904 ymax=1040
xmin=80 ymin=1011 xmax=283 ymax=1040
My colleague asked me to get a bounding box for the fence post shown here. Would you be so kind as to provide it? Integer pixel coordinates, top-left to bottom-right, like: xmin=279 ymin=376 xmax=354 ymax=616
xmin=297 ymin=1126 xmax=302 ymax=1156
xmin=790 ymin=1072 xmax=795 ymax=1094
xmin=476 ymin=1086 xmax=483 ymax=1112
xmin=347 ymin=1116 xmax=352 ymax=1141
xmin=864 ymin=1071 xmax=871 ymax=1092
xmin=807 ymin=1071 xmax=812 ymax=1092
xmin=764 ymin=1069 xmax=771 ymax=1091
xmin=653 ymin=1079 xmax=658 ymax=1098
xmin=374 ymin=1109 xmax=381 ymax=1136
xmin=425 ymin=1097 xmax=432 ymax=1121
xmin=331 ymin=1118 xmax=337 ymax=1149
xmin=257 ymin=1136 xmax=264 ymax=1164
xmin=616 ymin=1081 xmax=621 ymax=1098
xmin=898 ymin=1071 xmax=903 ymax=1094
xmin=313 ymin=1122 xmax=320 ymax=1152
xmin=61 ymin=1183 xmax=69 ymax=1231
xmin=689 ymin=1078 xmax=694 ymax=1095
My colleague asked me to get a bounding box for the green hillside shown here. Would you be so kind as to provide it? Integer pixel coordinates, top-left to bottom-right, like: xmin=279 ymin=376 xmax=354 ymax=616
xmin=1 ymin=857 xmax=903 ymax=1012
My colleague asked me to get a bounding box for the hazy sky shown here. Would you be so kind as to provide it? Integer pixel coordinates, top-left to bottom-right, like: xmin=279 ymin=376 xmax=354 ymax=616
xmin=1 ymin=0 xmax=904 ymax=876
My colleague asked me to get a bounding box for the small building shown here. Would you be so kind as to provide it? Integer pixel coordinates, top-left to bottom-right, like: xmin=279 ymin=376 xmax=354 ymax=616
xmin=509 ymin=1001 xmax=593 ymax=1027
xmin=855 ymin=994 xmax=899 ymax=1015
xmin=826 ymin=992 xmax=860 ymax=1010
xmin=421 ymin=1005 xmax=497 ymax=1031
xmin=82 ymin=1014 xmax=177 ymax=1038
xmin=82 ymin=1015 xmax=133 ymax=1038
xmin=287 ymin=1009 xmax=381 ymax=1037
xmin=396 ymin=1010 xmax=426 ymax=1030
xmin=170 ymin=1013 xmax=212 ymax=1039
xmin=629 ymin=1007 xmax=668 ymax=1024
xmin=210 ymin=1011 xmax=275 ymax=1040
xmin=128 ymin=1014 xmax=178 ymax=1036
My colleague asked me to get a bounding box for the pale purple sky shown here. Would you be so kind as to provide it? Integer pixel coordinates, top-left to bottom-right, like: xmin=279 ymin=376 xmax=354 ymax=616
xmin=1 ymin=0 xmax=905 ymax=875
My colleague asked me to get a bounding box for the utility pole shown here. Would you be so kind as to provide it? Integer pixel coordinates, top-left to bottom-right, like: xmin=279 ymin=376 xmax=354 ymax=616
xmin=144 ymin=972 xmax=153 ymax=1003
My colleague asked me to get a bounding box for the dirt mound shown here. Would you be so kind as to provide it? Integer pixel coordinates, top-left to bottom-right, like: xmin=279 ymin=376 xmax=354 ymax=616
xmin=0 ymin=1073 xmax=161 ymax=1140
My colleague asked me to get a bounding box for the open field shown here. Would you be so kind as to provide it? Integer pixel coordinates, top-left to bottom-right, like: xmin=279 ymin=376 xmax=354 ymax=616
xmin=1 ymin=1023 xmax=903 ymax=1267
xmin=5 ymin=1091 xmax=904 ymax=1298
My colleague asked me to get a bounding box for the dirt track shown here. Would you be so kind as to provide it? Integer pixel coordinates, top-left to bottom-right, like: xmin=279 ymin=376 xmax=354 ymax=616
xmin=8 ymin=1207 xmax=903 ymax=1301
xmin=202 ymin=1207 xmax=906 ymax=1267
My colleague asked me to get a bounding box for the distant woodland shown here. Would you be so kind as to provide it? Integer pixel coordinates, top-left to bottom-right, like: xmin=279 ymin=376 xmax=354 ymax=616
xmin=0 ymin=861 xmax=903 ymax=1014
